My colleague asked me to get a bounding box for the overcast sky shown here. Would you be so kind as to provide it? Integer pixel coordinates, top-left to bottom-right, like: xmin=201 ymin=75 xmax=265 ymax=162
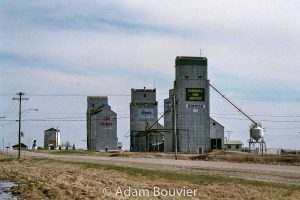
xmin=1 ymin=0 xmax=300 ymax=150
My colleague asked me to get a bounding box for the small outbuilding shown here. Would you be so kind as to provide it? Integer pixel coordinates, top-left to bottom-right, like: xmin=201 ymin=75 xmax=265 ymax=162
xmin=210 ymin=118 xmax=224 ymax=150
xmin=224 ymin=141 xmax=243 ymax=151
xmin=12 ymin=143 xmax=28 ymax=151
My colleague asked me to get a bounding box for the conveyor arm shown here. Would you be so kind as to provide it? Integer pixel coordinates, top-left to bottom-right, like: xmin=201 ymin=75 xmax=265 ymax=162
xmin=209 ymin=83 xmax=257 ymax=125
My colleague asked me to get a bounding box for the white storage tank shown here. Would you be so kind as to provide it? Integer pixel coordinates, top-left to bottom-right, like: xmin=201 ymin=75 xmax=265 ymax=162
xmin=250 ymin=125 xmax=264 ymax=141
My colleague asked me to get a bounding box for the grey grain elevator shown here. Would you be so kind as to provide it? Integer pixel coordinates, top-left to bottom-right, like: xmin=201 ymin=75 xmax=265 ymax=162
xmin=130 ymin=88 xmax=164 ymax=152
xmin=164 ymin=56 xmax=211 ymax=153
xmin=87 ymin=96 xmax=118 ymax=151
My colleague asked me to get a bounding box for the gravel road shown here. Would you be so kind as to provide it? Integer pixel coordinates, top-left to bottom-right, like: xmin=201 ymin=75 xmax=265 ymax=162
xmin=9 ymin=151 xmax=300 ymax=185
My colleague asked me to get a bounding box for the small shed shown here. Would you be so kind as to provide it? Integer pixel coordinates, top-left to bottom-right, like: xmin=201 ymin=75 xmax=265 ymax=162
xmin=210 ymin=118 xmax=224 ymax=150
xmin=224 ymin=141 xmax=243 ymax=151
xmin=12 ymin=143 xmax=28 ymax=151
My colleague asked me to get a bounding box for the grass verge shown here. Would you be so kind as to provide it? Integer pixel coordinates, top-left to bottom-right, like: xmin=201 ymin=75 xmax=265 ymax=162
xmin=32 ymin=157 xmax=300 ymax=192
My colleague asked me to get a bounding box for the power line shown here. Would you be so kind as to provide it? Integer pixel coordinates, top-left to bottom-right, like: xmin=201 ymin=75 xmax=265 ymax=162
xmin=2 ymin=117 xmax=300 ymax=123
xmin=211 ymin=93 xmax=300 ymax=101
xmin=4 ymin=111 xmax=300 ymax=118
xmin=2 ymin=110 xmax=300 ymax=122
xmin=27 ymin=94 xmax=131 ymax=97
xmin=0 ymin=93 xmax=169 ymax=97
xmin=0 ymin=94 xmax=15 ymax=96
xmin=229 ymin=127 xmax=300 ymax=132
xmin=0 ymin=116 xmax=130 ymax=122
xmin=211 ymin=115 xmax=300 ymax=123
xmin=211 ymin=112 xmax=300 ymax=118
xmin=0 ymin=121 xmax=18 ymax=126
xmin=1 ymin=91 xmax=300 ymax=106
xmin=0 ymin=92 xmax=296 ymax=98
xmin=1 ymin=93 xmax=300 ymax=101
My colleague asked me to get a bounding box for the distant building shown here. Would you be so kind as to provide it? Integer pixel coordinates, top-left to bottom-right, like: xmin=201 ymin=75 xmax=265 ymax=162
xmin=224 ymin=141 xmax=243 ymax=151
xmin=87 ymin=96 xmax=118 ymax=151
xmin=130 ymin=88 xmax=164 ymax=152
xmin=44 ymin=128 xmax=61 ymax=150
xmin=210 ymin=118 xmax=224 ymax=149
xmin=12 ymin=143 xmax=28 ymax=151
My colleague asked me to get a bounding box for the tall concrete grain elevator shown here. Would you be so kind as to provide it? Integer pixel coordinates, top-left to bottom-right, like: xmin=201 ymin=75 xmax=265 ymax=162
xmin=130 ymin=88 xmax=164 ymax=152
xmin=87 ymin=96 xmax=118 ymax=151
xmin=164 ymin=56 xmax=211 ymax=153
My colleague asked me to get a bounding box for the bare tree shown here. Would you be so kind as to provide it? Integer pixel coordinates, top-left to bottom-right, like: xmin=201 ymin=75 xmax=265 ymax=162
xmin=62 ymin=141 xmax=71 ymax=150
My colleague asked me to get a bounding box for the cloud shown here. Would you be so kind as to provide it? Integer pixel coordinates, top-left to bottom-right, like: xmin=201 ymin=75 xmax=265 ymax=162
xmin=2 ymin=0 xmax=300 ymax=88
xmin=1 ymin=0 xmax=300 ymax=149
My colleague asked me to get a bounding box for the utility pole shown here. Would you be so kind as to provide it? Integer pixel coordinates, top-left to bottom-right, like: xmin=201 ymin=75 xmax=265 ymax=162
xmin=12 ymin=92 xmax=28 ymax=160
xmin=226 ymin=131 xmax=232 ymax=142
xmin=0 ymin=121 xmax=5 ymax=151
xmin=173 ymin=93 xmax=177 ymax=160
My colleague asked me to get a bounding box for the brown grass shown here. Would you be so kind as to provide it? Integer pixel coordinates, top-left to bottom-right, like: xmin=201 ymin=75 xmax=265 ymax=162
xmin=191 ymin=150 xmax=300 ymax=165
xmin=0 ymin=155 xmax=299 ymax=200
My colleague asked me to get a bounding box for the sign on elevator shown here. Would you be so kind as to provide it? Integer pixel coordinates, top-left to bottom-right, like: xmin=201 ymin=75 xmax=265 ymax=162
xmin=186 ymin=88 xmax=205 ymax=101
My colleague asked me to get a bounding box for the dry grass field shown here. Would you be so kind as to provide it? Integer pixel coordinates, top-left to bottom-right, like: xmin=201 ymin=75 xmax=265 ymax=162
xmin=0 ymin=153 xmax=299 ymax=199
xmin=193 ymin=150 xmax=300 ymax=165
